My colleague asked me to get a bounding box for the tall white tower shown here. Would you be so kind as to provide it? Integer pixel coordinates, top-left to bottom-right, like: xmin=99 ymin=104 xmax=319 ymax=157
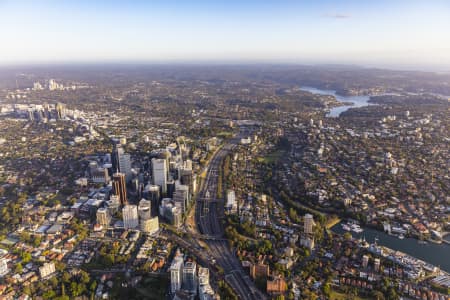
xmin=304 ymin=214 xmax=315 ymax=234
xmin=152 ymin=158 xmax=168 ymax=196
xmin=122 ymin=205 xmax=139 ymax=229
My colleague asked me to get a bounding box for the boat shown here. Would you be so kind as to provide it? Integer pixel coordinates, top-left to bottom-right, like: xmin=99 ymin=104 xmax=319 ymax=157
xmin=342 ymin=224 xmax=351 ymax=231
xmin=398 ymin=234 xmax=405 ymax=240
xmin=418 ymin=240 xmax=428 ymax=245
xmin=351 ymin=224 xmax=364 ymax=233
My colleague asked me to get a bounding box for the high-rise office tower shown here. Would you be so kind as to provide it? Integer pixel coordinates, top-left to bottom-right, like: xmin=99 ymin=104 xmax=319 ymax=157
xmin=166 ymin=180 xmax=175 ymax=198
xmin=138 ymin=199 xmax=152 ymax=220
xmin=113 ymin=172 xmax=127 ymax=206
xmin=170 ymin=250 xmax=184 ymax=293
xmin=152 ymin=158 xmax=168 ymax=196
xmin=96 ymin=207 xmax=111 ymax=227
xmin=120 ymin=152 xmax=132 ymax=181
xmin=48 ymin=79 xmax=57 ymax=91
xmin=27 ymin=110 xmax=34 ymax=121
xmin=198 ymin=267 xmax=209 ymax=286
xmin=55 ymin=102 xmax=65 ymax=119
xmin=122 ymin=205 xmax=139 ymax=229
xmin=112 ymin=144 xmax=132 ymax=181
xmin=33 ymin=81 xmax=43 ymax=91
xmin=143 ymin=184 xmax=160 ymax=216
xmin=183 ymin=261 xmax=197 ymax=294
xmin=179 ymin=159 xmax=193 ymax=187
xmin=173 ymin=184 xmax=190 ymax=214
xmin=172 ymin=207 xmax=182 ymax=228
xmin=362 ymin=255 xmax=369 ymax=268
xmin=304 ymin=214 xmax=315 ymax=234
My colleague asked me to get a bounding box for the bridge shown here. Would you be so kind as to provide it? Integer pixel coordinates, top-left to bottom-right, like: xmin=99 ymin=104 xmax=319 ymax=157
xmin=189 ymin=233 xmax=228 ymax=241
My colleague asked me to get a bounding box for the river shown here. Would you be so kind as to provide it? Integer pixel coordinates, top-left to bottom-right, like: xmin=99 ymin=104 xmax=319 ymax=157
xmin=300 ymin=86 xmax=375 ymax=117
xmin=332 ymin=224 xmax=450 ymax=273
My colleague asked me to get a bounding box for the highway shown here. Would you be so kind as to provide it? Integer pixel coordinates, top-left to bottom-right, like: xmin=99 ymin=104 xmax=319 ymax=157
xmin=195 ymin=133 xmax=266 ymax=300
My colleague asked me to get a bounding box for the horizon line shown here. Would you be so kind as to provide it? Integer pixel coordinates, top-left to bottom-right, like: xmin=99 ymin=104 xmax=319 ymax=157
xmin=0 ymin=60 xmax=449 ymax=73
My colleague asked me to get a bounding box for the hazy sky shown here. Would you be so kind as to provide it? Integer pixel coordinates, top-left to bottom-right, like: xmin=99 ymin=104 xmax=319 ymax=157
xmin=1 ymin=0 xmax=450 ymax=68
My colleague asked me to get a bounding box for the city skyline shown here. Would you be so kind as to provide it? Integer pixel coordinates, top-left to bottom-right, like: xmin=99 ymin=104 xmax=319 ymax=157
xmin=0 ymin=1 xmax=450 ymax=299
xmin=1 ymin=0 xmax=450 ymax=70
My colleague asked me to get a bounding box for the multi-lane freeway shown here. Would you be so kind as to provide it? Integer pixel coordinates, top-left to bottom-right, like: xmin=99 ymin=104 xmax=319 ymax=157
xmin=195 ymin=133 xmax=266 ymax=300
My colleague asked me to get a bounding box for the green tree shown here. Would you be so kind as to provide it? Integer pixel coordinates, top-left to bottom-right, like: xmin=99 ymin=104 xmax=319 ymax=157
xmin=21 ymin=251 xmax=32 ymax=263
xmin=89 ymin=280 xmax=97 ymax=292
xmin=61 ymin=282 xmax=66 ymax=297
xmin=343 ymin=232 xmax=352 ymax=241
xmin=33 ymin=235 xmax=42 ymax=247
xmin=371 ymin=290 xmax=385 ymax=300
xmin=43 ymin=290 xmax=56 ymax=299
xmin=15 ymin=262 xmax=23 ymax=274
xmin=79 ymin=270 xmax=90 ymax=284
xmin=322 ymin=281 xmax=331 ymax=298
xmin=62 ymin=271 xmax=71 ymax=283
xmin=20 ymin=232 xmax=31 ymax=243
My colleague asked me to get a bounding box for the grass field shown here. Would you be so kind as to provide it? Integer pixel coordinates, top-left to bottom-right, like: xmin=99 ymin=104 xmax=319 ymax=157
xmin=329 ymin=291 xmax=371 ymax=300
xmin=258 ymin=150 xmax=285 ymax=164
xmin=132 ymin=275 xmax=169 ymax=299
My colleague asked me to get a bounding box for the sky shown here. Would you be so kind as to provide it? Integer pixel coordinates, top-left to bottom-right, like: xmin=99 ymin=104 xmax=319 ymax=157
xmin=1 ymin=0 xmax=450 ymax=69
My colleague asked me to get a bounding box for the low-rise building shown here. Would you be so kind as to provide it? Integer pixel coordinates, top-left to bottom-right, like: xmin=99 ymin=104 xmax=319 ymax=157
xmin=39 ymin=262 xmax=55 ymax=278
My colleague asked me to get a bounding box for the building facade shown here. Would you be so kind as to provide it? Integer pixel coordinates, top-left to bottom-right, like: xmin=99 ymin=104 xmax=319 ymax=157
xmin=39 ymin=262 xmax=56 ymax=278
xmin=304 ymin=213 xmax=315 ymax=234
xmin=152 ymin=158 xmax=168 ymax=196
xmin=183 ymin=261 xmax=197 ymax=294
xmin=113 ymin=172 xmax=127 ymax=206
xmin=138 ymin=198 xmax=152 ymax=220
xmin=140 ymin=216 xmax=159 ymax=234
xmin=96 ymin=207 xmax=111 ymax=227
xmin=122 ymin=205 xmax=139 ymax=229
xmin=170 ymin=250 xmax=184 ymax=293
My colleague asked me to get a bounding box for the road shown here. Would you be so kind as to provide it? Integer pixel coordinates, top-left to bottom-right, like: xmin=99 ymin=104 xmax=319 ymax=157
xmin=195 ymin=133 xmax=266 ymax=300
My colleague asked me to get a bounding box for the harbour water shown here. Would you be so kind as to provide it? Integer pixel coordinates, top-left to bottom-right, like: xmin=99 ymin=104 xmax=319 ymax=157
xmin=301 ymin=86 xmax=450 ymax=272
xmin=332 ymin=224 xmax=450 ymax=273
xmin=300 ymin=86 xmax=375 ymax=117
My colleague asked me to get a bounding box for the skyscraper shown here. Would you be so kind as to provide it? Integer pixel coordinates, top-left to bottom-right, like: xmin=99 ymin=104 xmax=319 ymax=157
xmin=198 ymin=267 xmax=209 ymax=286
xmin=183 ymin=261 xmax=197 ymax=294
xmin=122 ymin=205 xmax=139 ymax=229
xmin=48 ymin=79 xmax=57 ymax=91
xmin=55 ymin=102 xmax=65 ymax=119
xmin=179 ymin=160 xmax=194 ymax=191
xmin=152 ymin=158 xmax=168 ymax=196
xmin=304 ymin=214 xmax=315 ymax=234
xmin=112 ymin=144 xmax=132 ymax=181
xmin=362 ymin=255 xmax=369 ymax=268
xmin=170 ymin=250 xmax=184 ymax=293
xmin=173 ymin=184 xmax=189 ymax=214
xmin=96 ymin=207 xmax=111 ymax=227
xmin=143 ymin=184 xmax=160 ymax=216
xmin=138 ymin=198 xmax=152 ymax=220
xmin=113 ymin=172 xmax=127 ymax=206
xmin=172 ymin=207 xmax=182 ymax=228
